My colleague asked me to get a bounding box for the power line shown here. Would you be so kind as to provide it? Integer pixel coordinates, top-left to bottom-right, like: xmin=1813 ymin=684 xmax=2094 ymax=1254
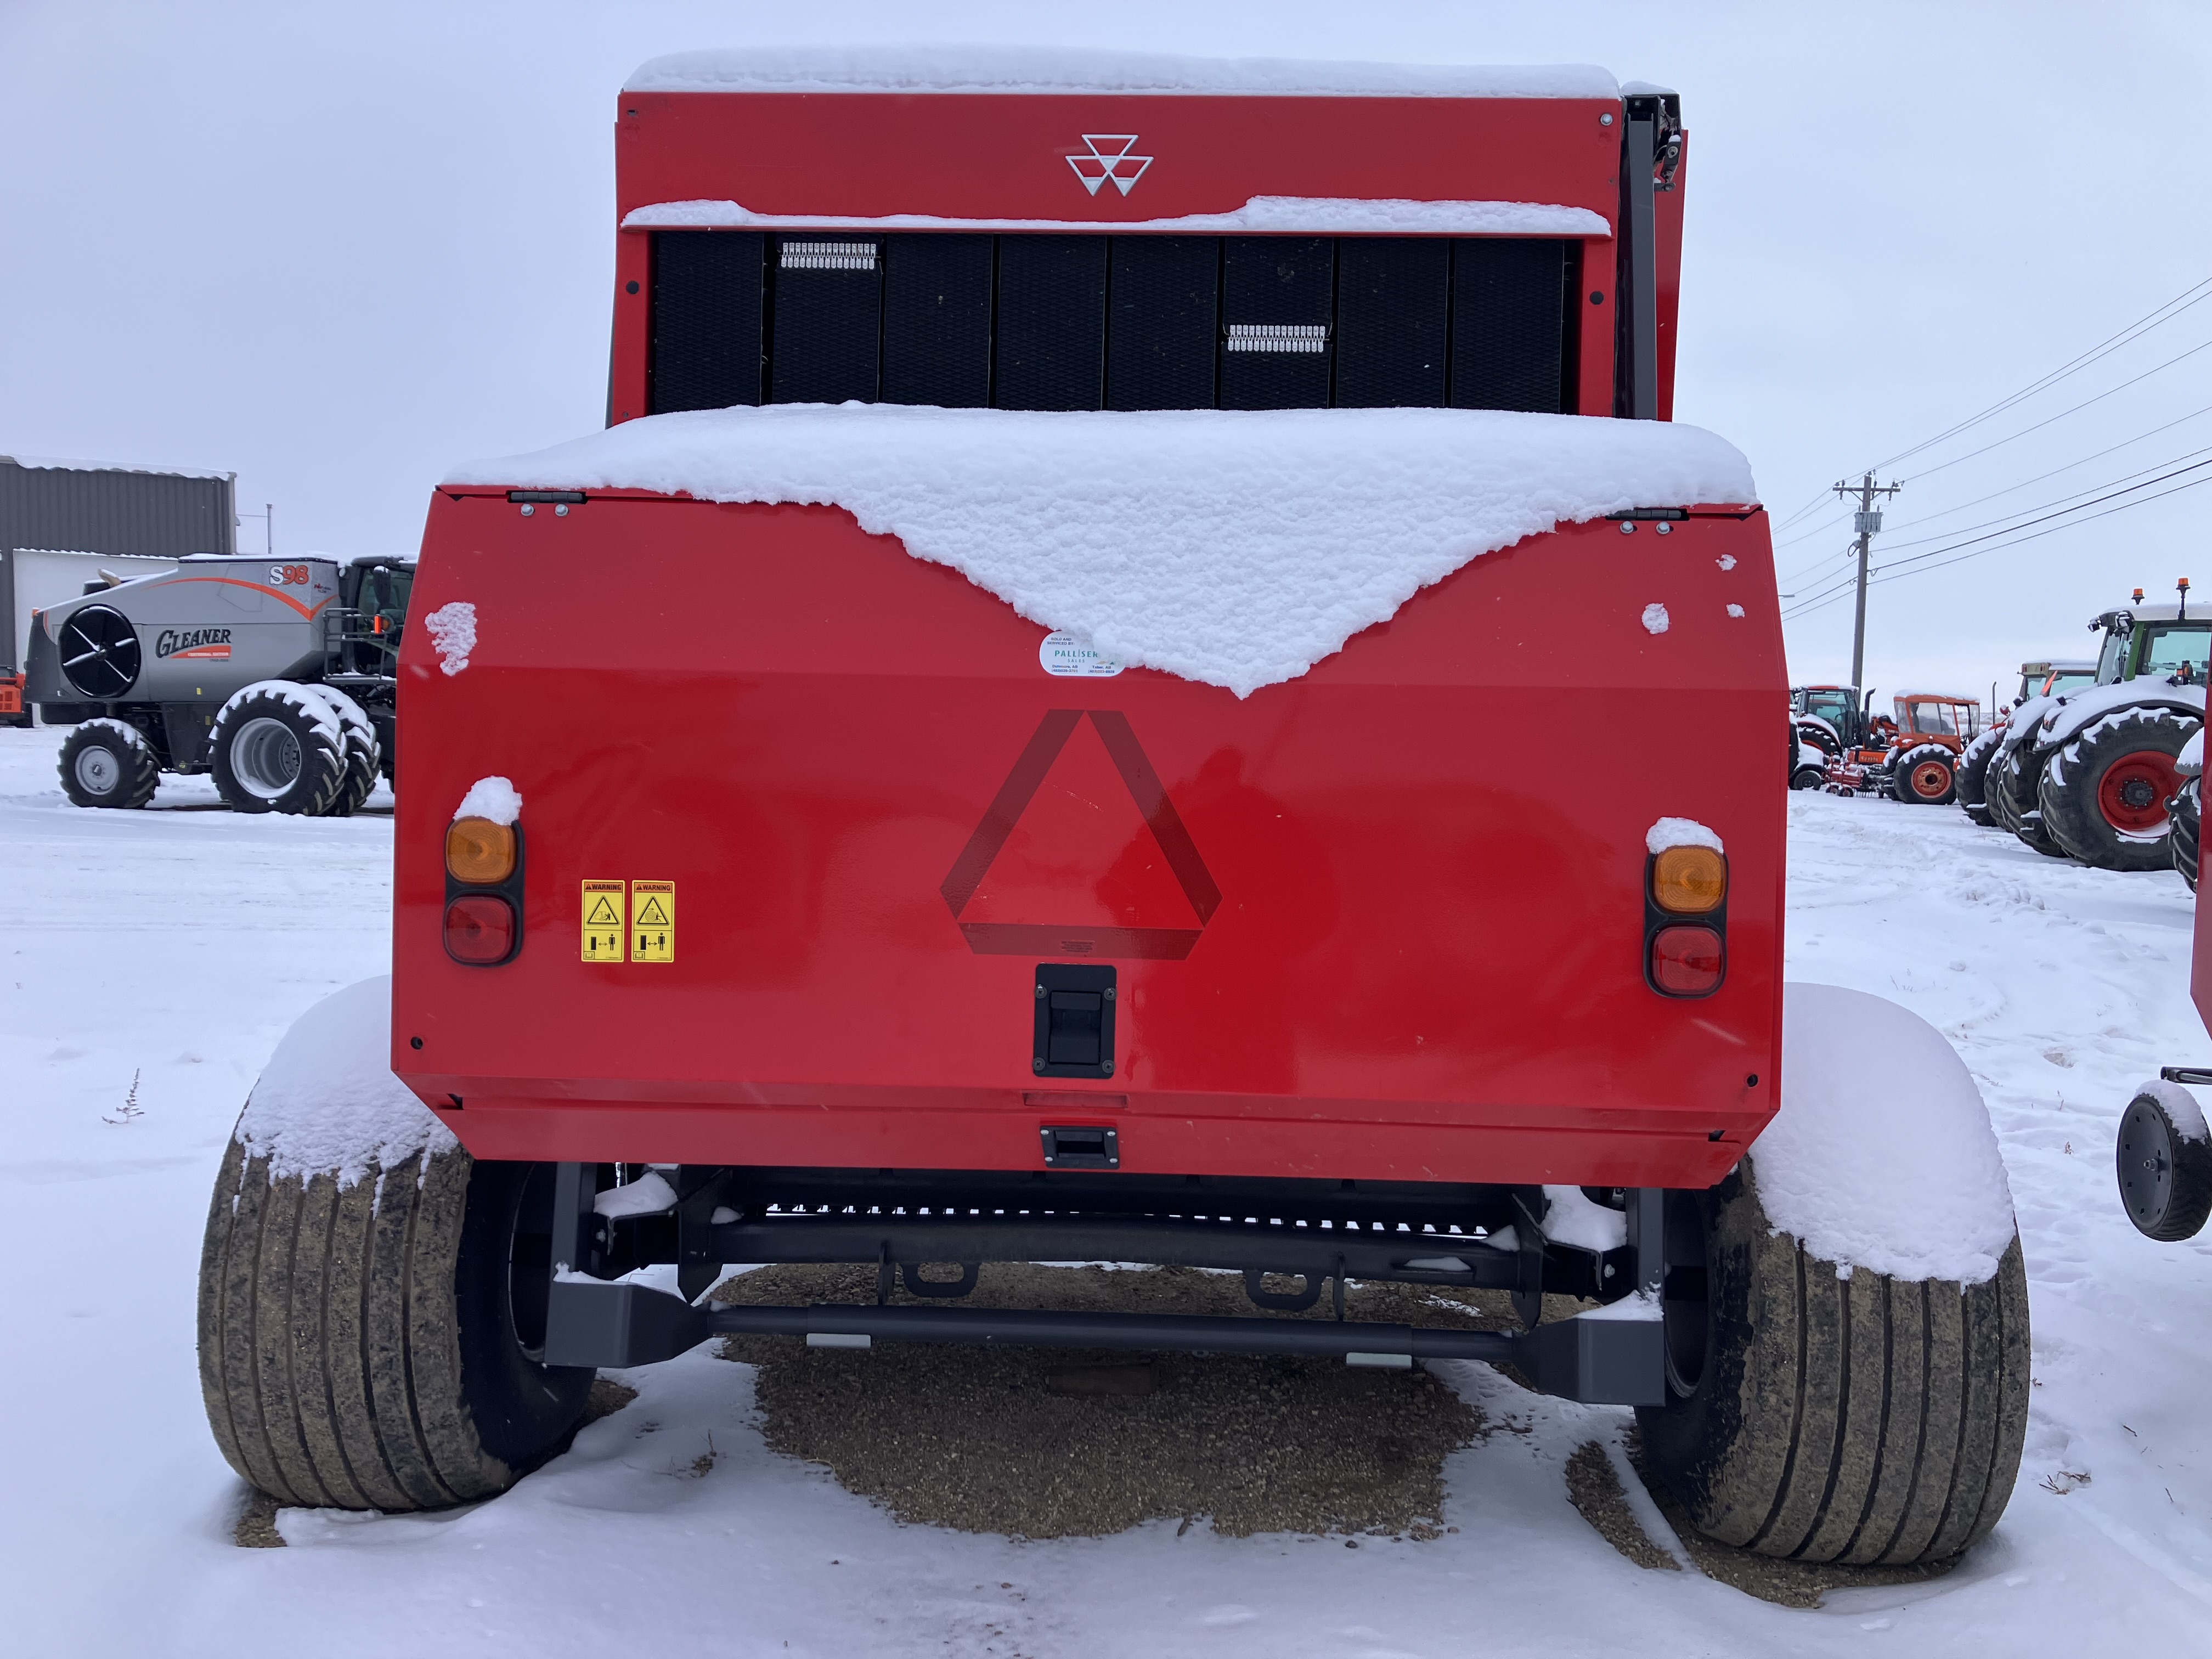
xmin=1875 ymin=399 xmax=2212 ymax=538
xmin=1780 ymin=466 xmax=2212 ymax=622
xmin=1871 ymin=273 xmax=2212 ymax=473
xmin=1872 ymin=439 xmax=2212 ymax=557
xmin=1900 ymin=333 xmax=2212 ymax=486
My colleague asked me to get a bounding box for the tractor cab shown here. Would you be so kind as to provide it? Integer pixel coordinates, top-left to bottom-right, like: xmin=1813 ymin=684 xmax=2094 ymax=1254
xmin=1894 ymin=693 xmax=1979 ymax=741
xmin=1791 ymin=683 xmax=1864 ymax=752
xmin=2092 ymin=592 xmax=2211 ymax=687
xmin=2017 ymin=659 xmax=2096 ymax=704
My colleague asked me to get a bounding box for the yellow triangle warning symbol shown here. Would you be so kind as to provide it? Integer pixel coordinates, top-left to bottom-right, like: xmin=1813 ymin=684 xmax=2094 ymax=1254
xmin=636 ymin=896 xmax=670 ymax=927
xmin=585 ymin=895 xmax=620 ymax=926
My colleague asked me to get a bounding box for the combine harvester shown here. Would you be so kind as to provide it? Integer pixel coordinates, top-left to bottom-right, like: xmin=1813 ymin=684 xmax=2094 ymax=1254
xmin=193 ymin=47 xmax=2030 ymax=1570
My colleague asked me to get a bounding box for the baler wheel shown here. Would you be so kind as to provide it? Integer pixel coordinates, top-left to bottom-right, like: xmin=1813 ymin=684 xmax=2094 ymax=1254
xmin=2036 ymin=710 xmax=2195 ymax=872
xmin=208 ymin=685 xmax=348 ymax=816
xmin=56 ymin=720 xmax=159 ymax=810
xmin=197 ymin=1143 xmax=592 ymax=1512
xmin=2117 ymin=1088 xmax=2212 ymax=1241
xmin=1637 ymin=1160 xmax=2029 ymax=1567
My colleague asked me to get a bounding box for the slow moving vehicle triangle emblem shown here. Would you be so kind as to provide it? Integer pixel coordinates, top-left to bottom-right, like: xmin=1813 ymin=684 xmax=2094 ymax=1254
xmin=941 ymin=709 xmax=1220 ymax=959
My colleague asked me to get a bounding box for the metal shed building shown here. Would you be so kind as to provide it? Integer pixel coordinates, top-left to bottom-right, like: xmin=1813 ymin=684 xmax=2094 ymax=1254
xmin=1 ymin=454 xmax=236 ymax=687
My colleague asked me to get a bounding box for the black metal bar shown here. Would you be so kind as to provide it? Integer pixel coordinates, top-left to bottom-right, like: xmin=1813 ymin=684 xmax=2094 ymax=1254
xmin=1622 ymin=112 xmax=1659 ymax=421
xmin=708 ymin=1301 xmax=1515 ymax=1361
xmin=1628 ymin=1188 xmax=1665 ymax=1297
xmin=540 ymin=1278 xmax=1667 ymax=1404
xmin=706 ymin=1216 xmax=1511 ymax=1288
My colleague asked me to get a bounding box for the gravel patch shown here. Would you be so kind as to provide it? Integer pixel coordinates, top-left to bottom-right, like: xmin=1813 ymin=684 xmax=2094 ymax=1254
xmin=715 ymin=1262 xmax=1491 ymax=1539
xmin=1563 ymin=1441 xmax=1678 ymax=1572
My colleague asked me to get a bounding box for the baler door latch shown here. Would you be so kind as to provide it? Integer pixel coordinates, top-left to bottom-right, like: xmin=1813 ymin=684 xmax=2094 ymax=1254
xmin=1032 ymin=963 xmax=1117 ymax=1079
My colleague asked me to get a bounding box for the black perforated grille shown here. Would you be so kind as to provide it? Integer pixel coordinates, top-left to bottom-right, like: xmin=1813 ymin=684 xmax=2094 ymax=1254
xmin=649 ymin=232 xmax=764 ymax=413
xmin=995 ymin=235 xmax=1107 ymax=411
xmin=1105 ymin=237 xmax=1217 ymax=411
xmin=770 ymin=237 xmax=881 ymax=405
xmin=882 ymin=235 xmax=993 ymax=408
xmin=1335 ymin=239 xmax=1451 ymax=409
xmin=1451 ymin=239 xmax=1568 ymax=415
xmin=648 ymin=230 xmax=1573 ymax=416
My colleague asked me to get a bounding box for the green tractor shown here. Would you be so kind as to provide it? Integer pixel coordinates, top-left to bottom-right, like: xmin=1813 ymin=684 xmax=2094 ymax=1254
xmin=1985 ymin=586 xmax=2206 ymax=871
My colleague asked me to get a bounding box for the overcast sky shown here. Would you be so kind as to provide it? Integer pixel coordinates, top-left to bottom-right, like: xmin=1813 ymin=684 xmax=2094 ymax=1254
xmin=5 ymin=0 xmax=2208 ymax=705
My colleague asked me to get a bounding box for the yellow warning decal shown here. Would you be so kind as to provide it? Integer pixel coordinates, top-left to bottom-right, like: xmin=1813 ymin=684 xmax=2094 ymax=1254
xmin=580 ymin=880 xmax=627 ymax=963
xmin=631 ymin=880 xmax=675 ymax=964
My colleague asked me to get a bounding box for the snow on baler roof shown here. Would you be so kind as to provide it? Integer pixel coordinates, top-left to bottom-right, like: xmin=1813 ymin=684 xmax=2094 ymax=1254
xmin=446 ymin=403 xmax=1755 ymax=698
xmin=624 ymin=44 xmax=1621 ymax=101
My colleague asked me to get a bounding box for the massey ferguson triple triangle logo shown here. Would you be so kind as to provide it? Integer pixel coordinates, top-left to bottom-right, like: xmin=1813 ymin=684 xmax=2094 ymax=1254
xmin=1066 ymin=135 xmax=1153 ymax=196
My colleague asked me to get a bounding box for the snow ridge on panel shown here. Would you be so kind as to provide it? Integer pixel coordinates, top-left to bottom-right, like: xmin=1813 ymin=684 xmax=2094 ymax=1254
xmin=233 ymin=977 xmax=458 ymax=1193
xmin=447 ymin=404 xmax=1757 ymax=698
xmin=455 ymin=776 xmax=522 ymax=825
xmin=624 ymin=196 xmax=1611 ymax=238
xmin=3 ymin=453 xmax=233 ymax=481
xmin=1764 ymin=984 xmax=2017 ymax=1284
xmin=627 ymin=45 xmax=1618 ymax=100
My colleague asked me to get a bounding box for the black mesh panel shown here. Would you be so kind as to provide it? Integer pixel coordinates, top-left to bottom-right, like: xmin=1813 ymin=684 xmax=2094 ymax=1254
xmin=1451 ymin=239 xmax=1567 ymax=414
xmin=648 ymin=232 xmax=764 ymax=413
xmin=1105 ymin=237 xmax=1217 ymax=410
xmin=995 ymin=236 xmax=1106 ymax=411
xmin=1334 ymin=239 xmax=1449 ymax=408
xmin=882 ymin=235 xmax=993 ymax=408
xmin=770 ymin=237 xmax=881 ymax=405
xmin=1219 ymin=236 xmax=1333 ymax=410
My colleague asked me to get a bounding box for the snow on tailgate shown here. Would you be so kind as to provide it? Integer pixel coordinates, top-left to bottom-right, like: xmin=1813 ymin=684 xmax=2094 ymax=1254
xmin=448 ymin=405 xmax=1755 ymax=697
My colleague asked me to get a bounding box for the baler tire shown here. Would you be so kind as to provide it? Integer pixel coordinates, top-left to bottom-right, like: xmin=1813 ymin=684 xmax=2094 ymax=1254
xmin=196 ymin=1140 xmax=593 ymax=1512
xmin=209 ymin=686 xmax=348 ymax=816
xmin=1637 ymin=1160 xmax=2029 ymax=1567
xmin=2171 ymin=777 xmax=2200 ymax=891
xmin=2036 ymin=711 xmax=2196 ymax=873
xmin=57 ymin=719 xmax=160 ymax=809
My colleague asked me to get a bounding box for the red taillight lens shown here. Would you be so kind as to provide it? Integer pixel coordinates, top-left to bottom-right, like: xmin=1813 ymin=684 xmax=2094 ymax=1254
xmin=444 ymin=895 xmax=516 ymax=964
xmin=1650 ymin=924 xmax=1724 ymax=996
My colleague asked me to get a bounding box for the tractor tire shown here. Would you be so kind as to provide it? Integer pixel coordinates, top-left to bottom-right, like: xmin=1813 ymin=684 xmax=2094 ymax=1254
xmin=197 ymin=1141 xmax=593 ymax=1512
xmin=1638 ymin=1160 xmax=2029 ymax=1567
xmin=56 ymin=718 xmax=159 ymax=809
xmin=2036 ymin=709 xmax=2197 ymax=873
xmin=1791 ymin=763 xmax=1828 ymax=792
xmin=1892 ymin=743 xmax=1957 ymax=806
xmin=210 ymin=683 xmax=348 ymax=816
xmin=2171 ymin=776 xmax=2201 ymax=891
xmin=304 ymin=686 xmax=379 ymax=817
xmin=1994 ymin=748 xmax=2069 ymax=858
xmin=1956 ymin=727 xmax=2002 ymax=826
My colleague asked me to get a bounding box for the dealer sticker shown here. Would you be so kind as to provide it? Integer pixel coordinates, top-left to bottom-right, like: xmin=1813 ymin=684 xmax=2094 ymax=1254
xmin=1039 ymin=631 xmax=1122 ymax=678
xmin=580 ymin=880 xmax=627 ymax=963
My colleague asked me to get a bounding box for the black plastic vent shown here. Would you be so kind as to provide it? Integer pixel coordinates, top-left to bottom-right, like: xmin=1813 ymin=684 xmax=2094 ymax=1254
xmin=771 ymin=236 xmax=881 ymax=404
xmin=996 ymin=236 xmax=1107 ymax=411
xmin=1107 ymin=236 xmax=1217 ymax=411
xmin=883 ymin=234 xmax=993 ymax=408
xmin=1219 ymin=236 xmax=1333 ymax=410
xmin=1336 ymin=239 xmax=1451 ymax=409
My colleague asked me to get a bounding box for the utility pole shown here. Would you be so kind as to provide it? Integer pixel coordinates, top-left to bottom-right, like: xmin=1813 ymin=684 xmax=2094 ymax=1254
xmin=1835 ymin=472 xmax=1902 ymax=691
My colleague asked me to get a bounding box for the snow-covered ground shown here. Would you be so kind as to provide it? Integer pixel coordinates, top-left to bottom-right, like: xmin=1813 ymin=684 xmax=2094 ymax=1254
xmin=3 ymin=724 xmax=2209 ymax=1655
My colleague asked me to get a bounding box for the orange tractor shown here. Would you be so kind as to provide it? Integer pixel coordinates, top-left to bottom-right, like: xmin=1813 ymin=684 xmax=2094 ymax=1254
xmin=1792 ymin=686 xmax=1983 ymax=804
